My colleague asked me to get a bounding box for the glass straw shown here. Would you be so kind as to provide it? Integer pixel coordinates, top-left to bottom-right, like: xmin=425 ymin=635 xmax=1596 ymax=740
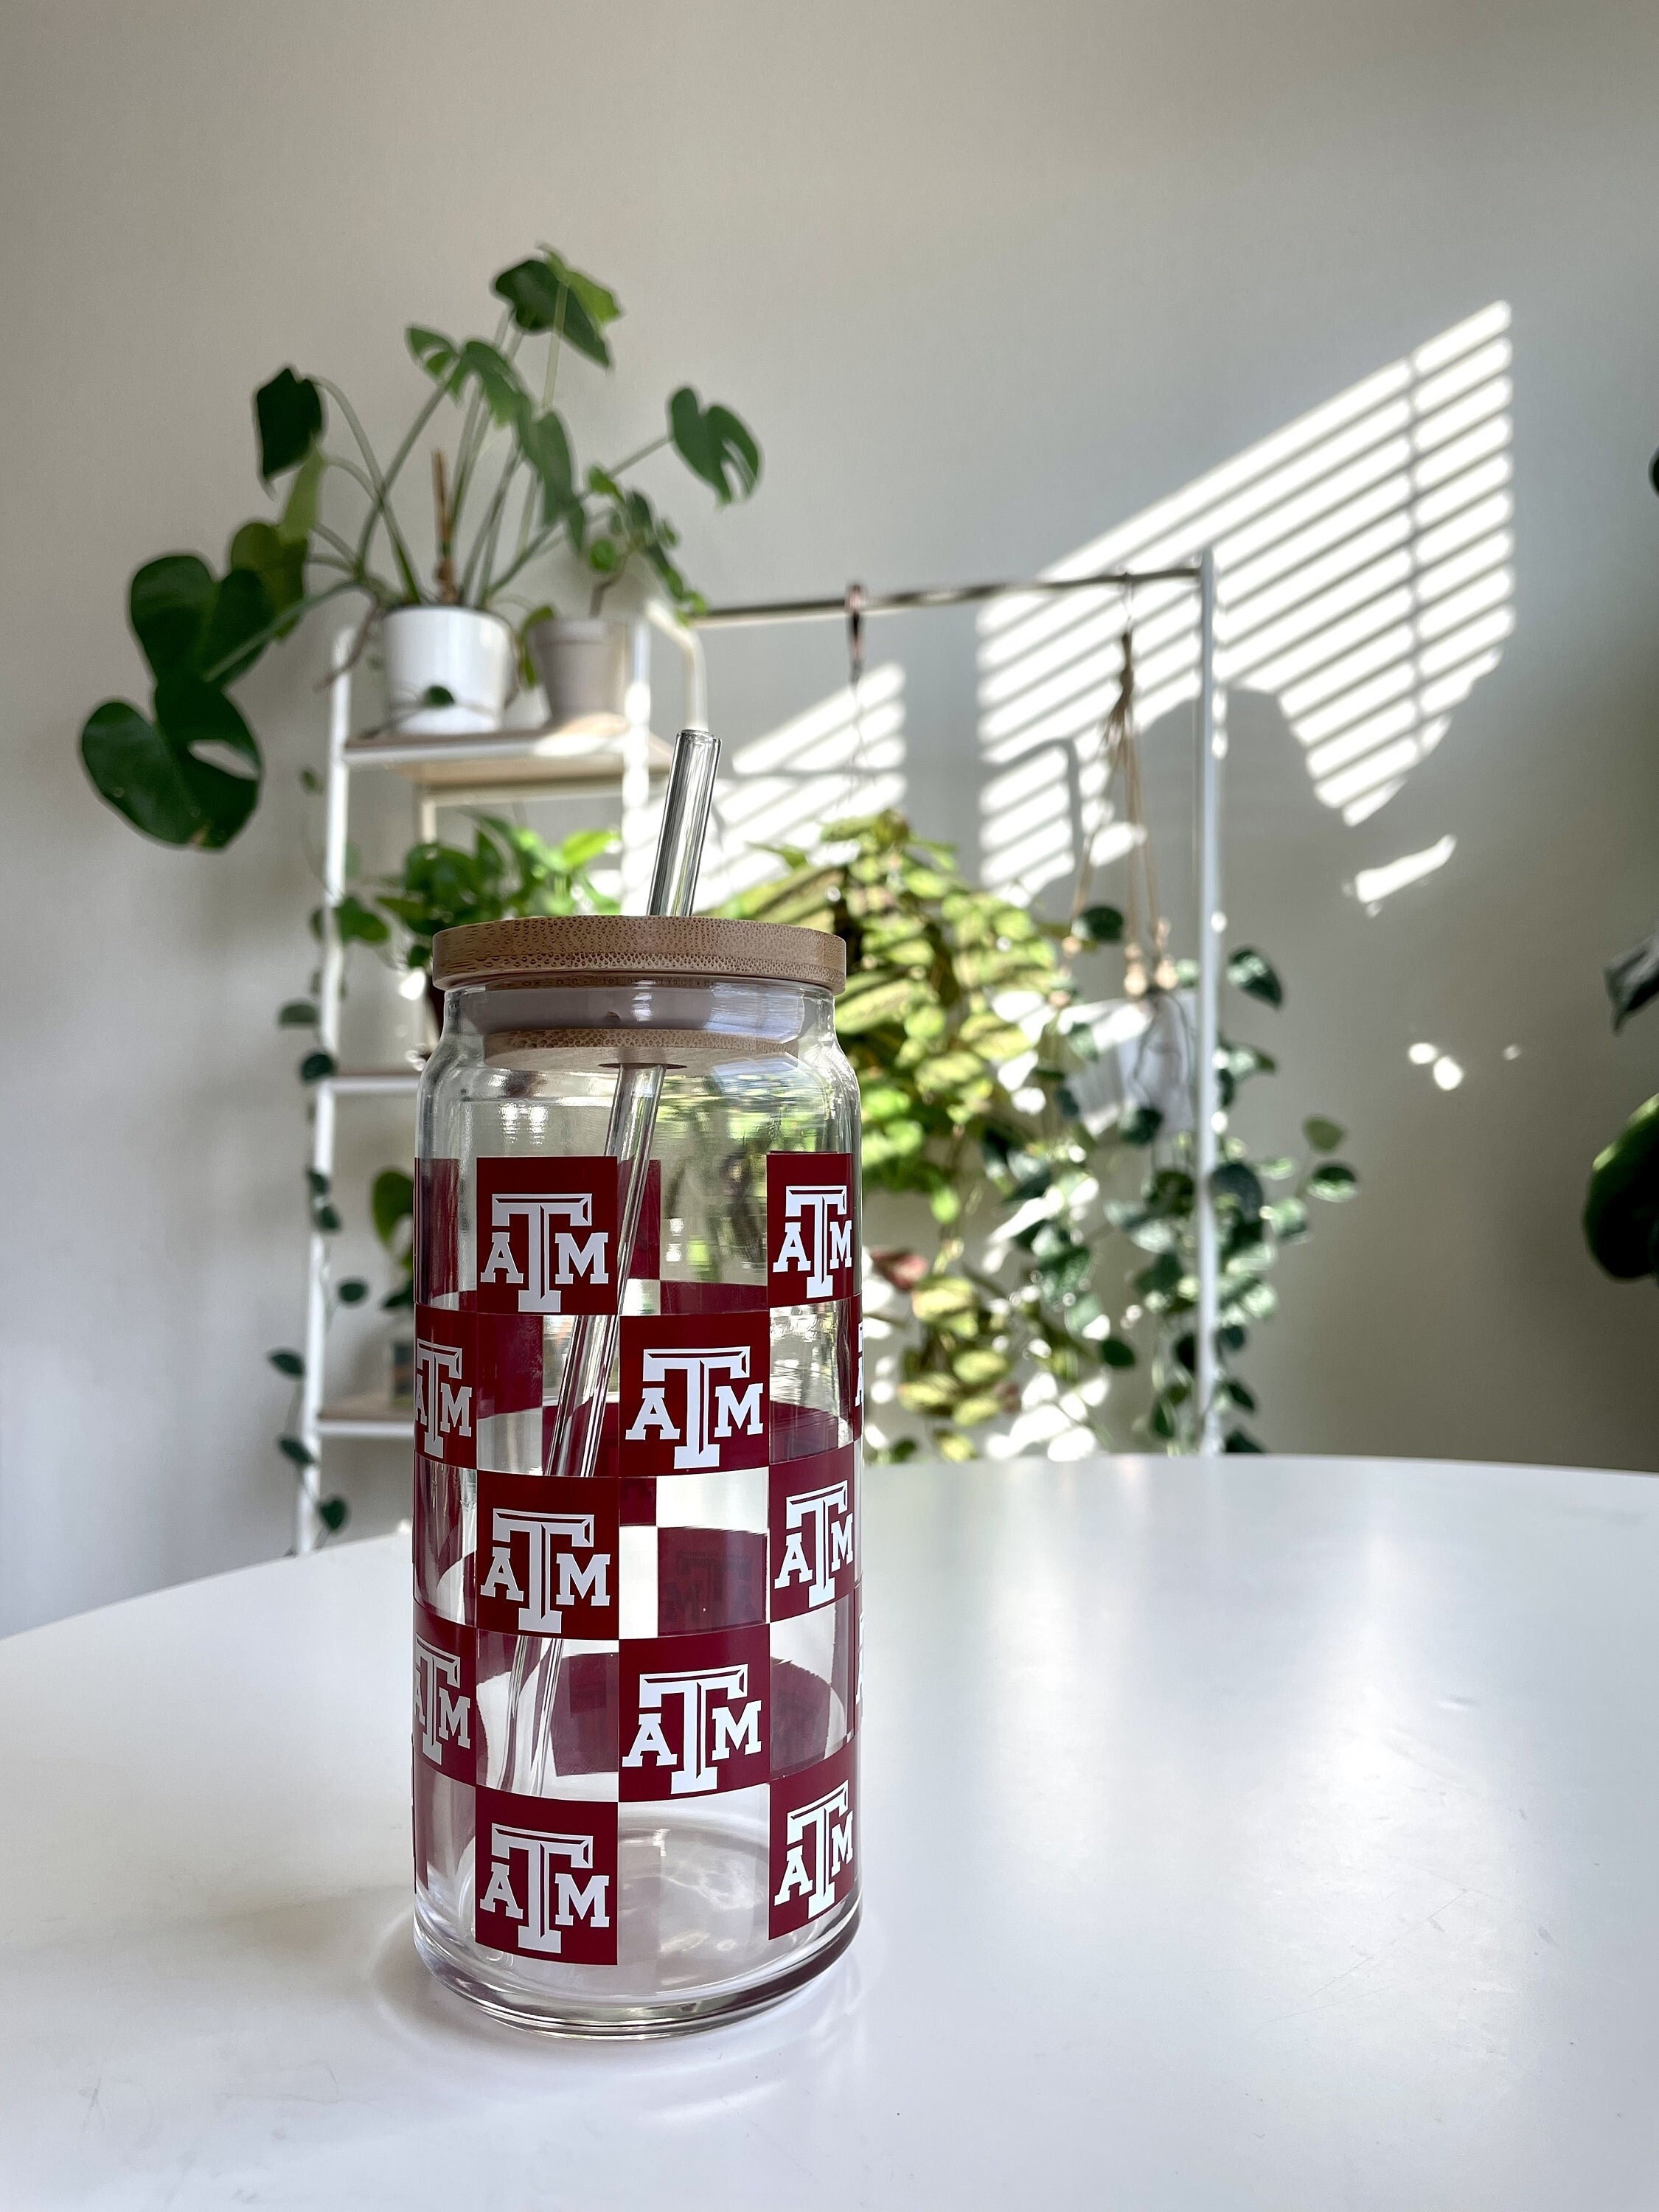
xmin=544 ymin=726 xmax=720 ymax=1479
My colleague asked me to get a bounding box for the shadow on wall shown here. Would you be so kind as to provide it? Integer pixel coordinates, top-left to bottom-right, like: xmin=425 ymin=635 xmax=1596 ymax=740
xmin=701 ymin=664 xmax=908 ymax=904
xmin=975 ymin=301 xmax=1514 ymax=900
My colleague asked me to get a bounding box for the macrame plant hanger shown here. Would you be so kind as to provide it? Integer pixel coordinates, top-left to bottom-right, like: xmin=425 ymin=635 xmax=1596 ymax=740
xmin=1071 ymin=615 xmax=1178 ymax=997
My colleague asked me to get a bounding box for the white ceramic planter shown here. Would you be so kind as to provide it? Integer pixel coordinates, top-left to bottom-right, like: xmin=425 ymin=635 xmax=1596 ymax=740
xmin=1064 ymin=990 xmax=1197 ymax=1134
xmin=525 ymin=616 xmax=630 ymax=737
xmin=380 ymin=605 xmax=517 ymax=737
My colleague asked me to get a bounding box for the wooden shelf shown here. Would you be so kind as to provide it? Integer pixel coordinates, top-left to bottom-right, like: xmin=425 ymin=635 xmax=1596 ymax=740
xmin=343 ymin=724 xmax=674 ymax=792
xmin=326 ymin=1066 xmax=424 ymax=1097
xmin=317 ymin=1394 xmax=413 ymax=1441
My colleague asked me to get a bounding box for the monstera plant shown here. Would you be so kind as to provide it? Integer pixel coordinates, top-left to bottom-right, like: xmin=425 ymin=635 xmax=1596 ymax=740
xmin=80 ymin=246 xmax=760 ymax=850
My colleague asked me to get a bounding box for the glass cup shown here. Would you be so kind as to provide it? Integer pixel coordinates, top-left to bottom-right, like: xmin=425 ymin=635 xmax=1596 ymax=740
xmin=410 ymin=916 xmax=862 ymax=2033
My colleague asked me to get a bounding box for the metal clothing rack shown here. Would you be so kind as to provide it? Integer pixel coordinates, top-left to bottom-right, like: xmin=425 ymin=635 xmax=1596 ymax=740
xmin=290 ymin=554 xmax=1222 ymax=1551
xmin=692 ymin=555 xmax=1223 ymax=1455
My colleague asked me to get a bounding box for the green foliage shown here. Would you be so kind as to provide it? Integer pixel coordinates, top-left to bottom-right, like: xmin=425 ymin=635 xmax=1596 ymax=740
xmin=1073 ymin=904 xmax=1124 ymax=947
xmin=1586 ymin=900 xmax=1659 ymax=1289
xmin=669 ymin=388 xmax=762 ymax=504
xmin=371 ymin=1166 xmax=417 ymax=1310
xmin=493 ymin=249 xmax=621 ymax=364
xmin=80 ymin=250 xmax=762 ymax=848
xmin=727 ymin=810 xmax=1074 ymax=1458
xmin=256 ymin=368 xmax=324 ymax=479
xmin=1605 ymin=920 xmax=1659 ymax=1032
xmin=80 ymin=552 xmax=280 ymax=848
xmin=1228 ymin=946 xmax=1283 ymax=1007
xmin=1585 ymin=1093 xmax=1659 ymax=1279
xmin=732 ymin=814 xmax=1359 ymax=1459
xmin=375 ymin=815 xmax=619 ymax=975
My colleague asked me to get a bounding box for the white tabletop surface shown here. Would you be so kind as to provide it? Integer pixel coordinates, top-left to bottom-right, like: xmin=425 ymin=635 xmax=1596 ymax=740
xmin=2 ymin=1455 xmax=1655 ymax=2210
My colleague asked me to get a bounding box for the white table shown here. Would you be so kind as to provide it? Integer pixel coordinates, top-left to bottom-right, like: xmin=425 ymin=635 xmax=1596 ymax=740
xmin=2 ymin=1456 xmax=1655 ymax=2209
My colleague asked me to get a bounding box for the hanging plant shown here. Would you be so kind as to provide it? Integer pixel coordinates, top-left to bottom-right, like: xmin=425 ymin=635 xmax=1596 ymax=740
xmin=728 ymin=797 xmax=1360 ymax=1459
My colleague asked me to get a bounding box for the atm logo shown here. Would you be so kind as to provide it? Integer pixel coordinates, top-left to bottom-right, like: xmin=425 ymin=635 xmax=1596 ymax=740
xmin=618 ymin=1310 xmax=770 ymax=1475
xmin=476 ymin=1158 xmax=622 ymax=1316
xmin=769 ymin=1740 xmax=858 ymax=1938
xmin=414 ymin=1338 xmax=470 ymax=1462
xmin=412 ymin=1307 xmax=542 ymax=1467
xmin=768 ymin=1152 xmax=856 ymax=1306
xmin=619 ymin=1624 xmax=771 ymax=1801
xmin=473 ymin=1789 xmax=618 ymax=1964
xmin=412 ymin=1601 xmax=474 ymax=1785
xmin=476 ymin=1470 xmax=619 ymax=1639
xmin=769 ymin=1445 xmax=858 ymax=1620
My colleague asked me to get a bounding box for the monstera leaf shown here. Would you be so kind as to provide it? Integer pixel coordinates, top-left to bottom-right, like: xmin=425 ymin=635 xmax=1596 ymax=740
xmin=518 ymin=408 xmax=577 ymax=522
xmin=669 ymin=387 xmax=762 ymax=504
xmin=491 ymin=250 xmax=621 ymax=366
xmin=255 ymin=367 xmax=324 ymax=479
xmin=406 ymin=330 xmax=529 ymax=426
xmin=80 ymin=554 xmax=271 ymax=846
xmin=81 ymin=689 xmax=261 ymax=849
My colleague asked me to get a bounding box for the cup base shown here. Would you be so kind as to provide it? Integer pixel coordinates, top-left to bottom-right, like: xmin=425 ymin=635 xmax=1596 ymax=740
xmin=413 ymin=1894 xmax=860 ymax=2037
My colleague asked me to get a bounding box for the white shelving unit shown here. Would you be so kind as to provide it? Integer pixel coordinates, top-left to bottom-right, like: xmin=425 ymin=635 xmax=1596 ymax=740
xmin=292 ymin=617 xmax=679 ymax=1551
xmin=288 ymin=557 xmax=1222 ymax=1545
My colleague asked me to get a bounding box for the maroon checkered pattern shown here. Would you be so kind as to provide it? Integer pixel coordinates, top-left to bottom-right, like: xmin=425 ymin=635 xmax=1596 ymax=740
xmin=411 ymin=1147 xmax=861 ymax=1963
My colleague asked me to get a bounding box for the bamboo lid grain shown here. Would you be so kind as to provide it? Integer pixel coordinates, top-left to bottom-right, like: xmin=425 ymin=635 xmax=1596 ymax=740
xmin=431 ymin=915 xmax=846 ymax=995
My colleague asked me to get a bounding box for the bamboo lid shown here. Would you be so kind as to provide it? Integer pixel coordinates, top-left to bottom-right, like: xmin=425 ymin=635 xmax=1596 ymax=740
xmin=431 ymin=915 xmax=847 ymax=995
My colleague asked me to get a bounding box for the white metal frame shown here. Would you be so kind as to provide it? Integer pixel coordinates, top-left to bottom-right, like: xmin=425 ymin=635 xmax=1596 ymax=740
xmin=289 ymin=564 xmax=1222 ymax=1548
xmin=695 ymin=557 xmax=1224 ymax=1449
xmin=290 ymin=616 xmax=684 ymax=1552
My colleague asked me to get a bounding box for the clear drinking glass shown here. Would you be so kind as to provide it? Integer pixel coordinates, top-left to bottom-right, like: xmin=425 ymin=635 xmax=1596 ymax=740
xmin=410 ymin=916 xmax=862 ymax=2033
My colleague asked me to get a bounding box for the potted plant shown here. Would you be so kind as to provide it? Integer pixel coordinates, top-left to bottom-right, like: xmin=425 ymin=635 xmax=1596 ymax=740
xmin=371 ymin=814 xmax=621 ymax=1037
xmin=80 ymin=246 xmax=761 ymax=846
xmin=370 ymin=1168 xmax=417 ymax=1403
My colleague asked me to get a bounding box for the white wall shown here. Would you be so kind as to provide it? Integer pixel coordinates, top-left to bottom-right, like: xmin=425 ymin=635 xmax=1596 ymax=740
xmin=2 ymin=0 xmax=1656 ymax=1630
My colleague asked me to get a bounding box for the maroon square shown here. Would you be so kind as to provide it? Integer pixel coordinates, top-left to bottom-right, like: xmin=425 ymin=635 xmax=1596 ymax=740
xmin=768 ymin=1152 xmax=855 ymax=1306
xmin=414 ymin=1307 xmax=542 ymax=1467
xmin=474 ymin=1787 xmax=618 ymax=1964
xmin=414 ymin=1599 xmax=476 ymax=1784
xmin=416 ymin=1158 xmax=459 ymax=1302
xmin=476 ymin=1470 xmax=619 ymax=1639
xmin=619 ymin=1477 xmax=657 ymax=1526
xmin=769 ymin=1738 xmax=858 ymax=1938
xmin=659 ymin=1281 xmax=768 ymax=1314
xmin=769 ymin=1445 xmax=857 ymax=1621
xmin=771 ymin=1399 xmax=844 ymax=1464
xmin=476 ymin=1157 xmax=622 ymax=1316
xmin=551 ymin=1651 xmax=619 ymax=1775
xmin=657 ymin=1527 xmax=768 ymax=1635
xmin=619 ymin=1623 xmax=771 ymax=1800
xmin=617 ymin=1310 xmax=769 ymax=1475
